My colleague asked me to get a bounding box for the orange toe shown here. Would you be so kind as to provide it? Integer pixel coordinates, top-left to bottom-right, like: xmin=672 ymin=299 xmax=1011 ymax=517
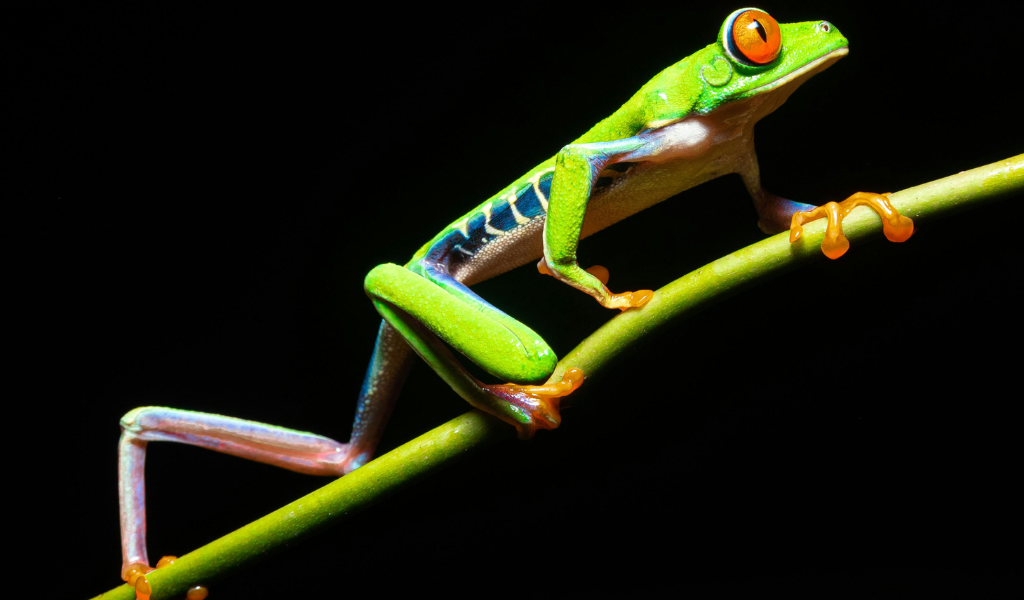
xmin=789 ymin=192 xmax=913 ymax=259
xmin=585 ymin=265 xmax=610 ymax=285
xmin=123 ymin=563 xmax=153 ymax=586
xmin=608 ymin=289 xmax=654 ymax=310
xmin=484 ymin=368 xmax=585 ymax=439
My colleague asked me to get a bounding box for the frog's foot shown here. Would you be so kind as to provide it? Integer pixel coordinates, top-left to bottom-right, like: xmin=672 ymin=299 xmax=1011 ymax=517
xmin=789 ymin=191 xmax=914 ymax=259
xmin=122 ymin=561 xmax=154 ymax=588
xmin=124 ymin=556 xmax=208 ymax=600
xmin=537 ymin=259 xmax=653 ymax=312
xmin=483 ymin=368 xmax=585 ymax=439
xmin=604 ymin=289 xmax=655 ymax=311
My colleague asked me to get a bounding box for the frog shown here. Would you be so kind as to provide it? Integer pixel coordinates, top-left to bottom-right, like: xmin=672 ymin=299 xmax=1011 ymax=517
xmin=115 ymin=8 xmax=912 ymax=594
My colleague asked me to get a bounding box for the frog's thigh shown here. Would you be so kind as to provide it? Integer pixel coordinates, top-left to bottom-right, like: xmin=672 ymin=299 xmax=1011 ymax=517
xmin=365 ymin=263 xmax=556 ymax=383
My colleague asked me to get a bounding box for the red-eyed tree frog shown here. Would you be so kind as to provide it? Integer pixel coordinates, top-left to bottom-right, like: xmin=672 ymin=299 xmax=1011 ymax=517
xmin=116 ymin=8 xmax=913 ymax=595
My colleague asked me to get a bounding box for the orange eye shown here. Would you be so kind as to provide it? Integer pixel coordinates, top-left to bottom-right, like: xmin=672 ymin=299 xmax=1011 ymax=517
xmin=730 ymin=9 xmax=781 ymax=65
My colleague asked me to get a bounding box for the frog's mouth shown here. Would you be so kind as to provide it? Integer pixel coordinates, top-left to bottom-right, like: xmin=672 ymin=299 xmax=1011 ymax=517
xmin=750 ymin=46 xmax=849 ymax=94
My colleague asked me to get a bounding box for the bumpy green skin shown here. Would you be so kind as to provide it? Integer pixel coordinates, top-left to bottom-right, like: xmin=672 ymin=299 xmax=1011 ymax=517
xmin=366 ymin=264 xmax=556 ymax=435
xmin=368 ymin=13 xmax=848 ymax=431
xmin=368 ymin=265 xmax=554 ymax=382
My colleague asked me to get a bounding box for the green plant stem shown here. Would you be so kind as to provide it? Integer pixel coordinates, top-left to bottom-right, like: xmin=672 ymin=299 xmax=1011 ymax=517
xmin=95 ymin=154 xmax=1023 ymax=600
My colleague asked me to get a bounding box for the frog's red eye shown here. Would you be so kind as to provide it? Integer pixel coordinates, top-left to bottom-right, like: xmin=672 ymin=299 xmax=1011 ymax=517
xmin=729 ymin=9 xmax=781 ymax=65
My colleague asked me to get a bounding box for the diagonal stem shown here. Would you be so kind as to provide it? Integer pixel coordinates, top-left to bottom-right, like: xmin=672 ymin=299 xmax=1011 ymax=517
xmin=94 ymin=154 xmax=1024 ymax=600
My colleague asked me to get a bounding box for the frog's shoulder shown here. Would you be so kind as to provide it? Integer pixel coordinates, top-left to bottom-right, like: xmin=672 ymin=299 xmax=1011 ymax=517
xmin=575 ymin=50 xmax=712 ymax=144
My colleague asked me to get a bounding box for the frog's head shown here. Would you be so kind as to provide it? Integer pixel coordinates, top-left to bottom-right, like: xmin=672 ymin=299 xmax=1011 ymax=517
xmin=692 ymin=8 xmax=849 ymax=113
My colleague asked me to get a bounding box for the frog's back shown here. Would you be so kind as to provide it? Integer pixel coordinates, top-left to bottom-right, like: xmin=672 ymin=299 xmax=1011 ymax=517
xmin=409 ymin=161 xmax=556 ymax=285
xmin=406 ymin=54 xmax=703 ymax=285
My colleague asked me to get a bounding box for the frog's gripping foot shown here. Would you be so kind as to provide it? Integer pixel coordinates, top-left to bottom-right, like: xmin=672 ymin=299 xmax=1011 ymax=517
xmin=537 ymin=260 xmax=654 ymax=311
xmin=124 ymin=556 xmax=209 ymax=600
xmin=789 ymin=192 xmax=913 ymax=259
xmin=483 ymin=368 xmax=585 ymax=439
xmin=605 ymin=289 xmax=655 ymax=311
xmin=579 ymin=265 xmax=654 ymax=310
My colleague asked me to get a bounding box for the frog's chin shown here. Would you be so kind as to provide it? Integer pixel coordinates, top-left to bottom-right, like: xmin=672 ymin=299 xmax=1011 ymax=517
xmin=750 ymin=46 xmax=849 ymax=95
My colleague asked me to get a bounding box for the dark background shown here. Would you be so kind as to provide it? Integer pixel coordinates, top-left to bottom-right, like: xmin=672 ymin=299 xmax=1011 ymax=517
xmin=12 ymin=1 xmax=1022 ymax=597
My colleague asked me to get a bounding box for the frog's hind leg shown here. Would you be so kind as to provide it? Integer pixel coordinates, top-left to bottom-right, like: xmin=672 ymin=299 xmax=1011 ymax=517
xmin=365 ymin=263 xmax=584 ymax=439
xmin=116 ymin=320 xmax=416 ymax=589
xmin=117 ymin=407 xmax=364 ymax=582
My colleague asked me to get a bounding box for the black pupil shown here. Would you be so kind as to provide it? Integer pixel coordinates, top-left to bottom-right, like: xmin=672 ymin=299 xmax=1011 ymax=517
xmin=751 ymin=19 xmax=768 ymax=43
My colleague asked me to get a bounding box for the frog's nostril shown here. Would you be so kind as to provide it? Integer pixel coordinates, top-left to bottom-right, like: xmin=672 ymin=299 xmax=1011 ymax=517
xmin=819 ymin=22 xmax=832 ymax=33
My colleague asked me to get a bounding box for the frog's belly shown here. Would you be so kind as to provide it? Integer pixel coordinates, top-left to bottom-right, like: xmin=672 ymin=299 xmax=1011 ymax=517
xmin=453 ymin=216 xmax=546 ymax=286
xmin=582 ymin=133 xmax=751 ymax=239
xmin=453 ymin=133 xmax=750 ymax=286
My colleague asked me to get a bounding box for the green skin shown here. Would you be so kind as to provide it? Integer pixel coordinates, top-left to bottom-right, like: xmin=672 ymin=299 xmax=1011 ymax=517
xmin=363 ymin=12 xmax=849 ymax=439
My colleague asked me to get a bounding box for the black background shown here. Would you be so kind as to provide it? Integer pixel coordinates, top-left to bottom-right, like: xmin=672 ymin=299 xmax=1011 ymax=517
xmin=13 ymin=1 xmax=1023 ymax=598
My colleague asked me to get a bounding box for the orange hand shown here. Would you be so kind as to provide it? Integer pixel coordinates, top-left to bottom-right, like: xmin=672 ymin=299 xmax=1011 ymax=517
xmin=790 ymin=192 xmax=913 ymax=259
xmin=606 ymin=289 xmax=655 ymax=311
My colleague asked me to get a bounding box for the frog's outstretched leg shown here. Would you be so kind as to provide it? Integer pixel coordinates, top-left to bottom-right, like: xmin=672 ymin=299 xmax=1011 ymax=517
xmin=346 ymin=320 xmax=416 ymax=468
xmin=365 ymin=263 xmax=583 ymax=438
xmin=116 ymin=321 xmax=416 ymax=583
xmin=115 ymin=262 xmax=587 ymax=583
xmin=117 ymin=408 xmax=363 ymax=580
xmin=789 ymin=191 xmax=914 ymax=259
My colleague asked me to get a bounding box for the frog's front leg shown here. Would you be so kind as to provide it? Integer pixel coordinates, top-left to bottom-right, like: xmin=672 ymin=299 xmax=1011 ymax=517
xmin=736 ymin=151 xmax=817 ymax=235
xmin=541 ymin=137 xmax=657 ymax=310
xmin=790 ymin=191 xmax=914 ymax=259
xmin=116 ymin=322 xmax=415 ymax=590
xmin=365 ymin=263 xmax=583 ymax=438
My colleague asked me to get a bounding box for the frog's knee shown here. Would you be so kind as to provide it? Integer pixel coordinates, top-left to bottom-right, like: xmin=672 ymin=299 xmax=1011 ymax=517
xmin=121 ymin=406 xmax=172 ymax=437
xmin=525 ymin=354 xmax=559 ymax=383
xmin=120 ymin=407 xmax=152 ymax=431
xmin=491 ymin=346 xmax=558 ymax=384
xmin=364 ymin=263 xmax=416 ymax=296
